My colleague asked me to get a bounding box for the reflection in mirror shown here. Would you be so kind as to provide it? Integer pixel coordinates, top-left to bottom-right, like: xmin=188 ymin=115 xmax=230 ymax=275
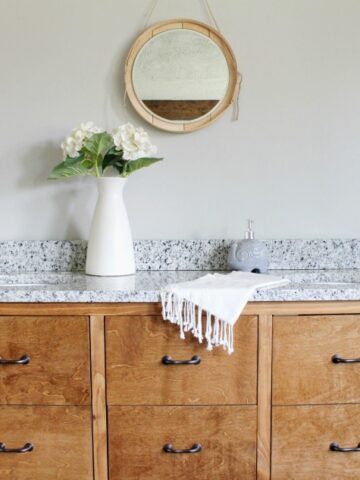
xmin=133 ymin=29 xmax=229 ymax=122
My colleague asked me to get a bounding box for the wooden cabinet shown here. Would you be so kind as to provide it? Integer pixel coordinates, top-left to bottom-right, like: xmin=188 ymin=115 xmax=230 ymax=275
xmin=272 ymin=313 xmax=360 ymax=480
xmin=106 ymin=315 xmax=257 ymax=405
xmin=272 ymin=405 xmax=360 ymax=480
xmin=0 ymin=406 xmax=93 ymax=480
xmin=1 ymin=302 xmax=360 ymax=479
xmin=108 ymin=405 xmax=257 ymax=480
xmin=0 ymin=316 xmax=90 ymax=405
xmin=0 ymin=314 xmax=92 ymax=480
xmin=106 ymin=314 xmax=258 ymax=480
xmin=273 ymin=315 xmax=360 ymax=405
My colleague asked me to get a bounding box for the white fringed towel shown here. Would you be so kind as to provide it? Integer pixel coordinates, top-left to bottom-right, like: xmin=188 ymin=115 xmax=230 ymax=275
xmin=161 ymin=271 xmax=289 ymax=354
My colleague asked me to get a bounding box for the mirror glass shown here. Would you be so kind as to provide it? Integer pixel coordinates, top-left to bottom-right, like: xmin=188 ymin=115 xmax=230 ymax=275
xmin=132 ymin=29 xmax=230 ymax=123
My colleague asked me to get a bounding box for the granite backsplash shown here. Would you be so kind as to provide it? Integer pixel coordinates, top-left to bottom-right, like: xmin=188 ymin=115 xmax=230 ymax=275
xmin=0 ymin=239 xmax=359 ymax=273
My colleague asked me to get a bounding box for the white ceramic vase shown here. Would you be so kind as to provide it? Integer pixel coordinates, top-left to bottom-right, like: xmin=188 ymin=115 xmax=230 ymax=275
xmin=85 ymin=177 xmax=135 ymax=276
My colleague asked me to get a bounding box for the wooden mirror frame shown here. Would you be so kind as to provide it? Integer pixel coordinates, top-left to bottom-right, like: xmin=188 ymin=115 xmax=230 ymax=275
xmin=124 ymin=19 xmax=240 ymax=133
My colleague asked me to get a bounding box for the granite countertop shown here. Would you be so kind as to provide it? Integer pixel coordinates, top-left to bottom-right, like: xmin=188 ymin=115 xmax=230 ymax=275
xmin=2 ymin=239 xmax=360 ymax=303
xmin=1 ymin=269 xmax=360 ymax=303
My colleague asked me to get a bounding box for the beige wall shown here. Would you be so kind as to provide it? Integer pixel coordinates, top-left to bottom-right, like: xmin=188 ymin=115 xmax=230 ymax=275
xmin=0 ymin=0 xmax=359 ymax=240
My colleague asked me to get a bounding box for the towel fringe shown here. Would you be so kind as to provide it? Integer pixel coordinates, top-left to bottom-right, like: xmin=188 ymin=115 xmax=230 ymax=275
xmin=160 ymin=292 xmax=234 ymax=354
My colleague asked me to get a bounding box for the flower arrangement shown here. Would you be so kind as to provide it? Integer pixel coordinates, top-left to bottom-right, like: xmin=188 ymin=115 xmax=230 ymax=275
xmin=49 ymin=122 xmax=161 ymax=179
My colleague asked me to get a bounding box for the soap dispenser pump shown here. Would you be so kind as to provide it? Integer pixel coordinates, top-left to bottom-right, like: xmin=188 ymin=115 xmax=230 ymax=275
xmin=228 ymin=220 xmax=269 ymax=273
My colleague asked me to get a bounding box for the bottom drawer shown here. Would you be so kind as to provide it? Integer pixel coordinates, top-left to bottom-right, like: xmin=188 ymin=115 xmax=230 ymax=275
xmin=0 ymin=406 xmax=92 ymax=480
xmin=272 ymin=405 xmax=360 ymax=480
xmin=108 ymin=405 xmax=256 ymax=480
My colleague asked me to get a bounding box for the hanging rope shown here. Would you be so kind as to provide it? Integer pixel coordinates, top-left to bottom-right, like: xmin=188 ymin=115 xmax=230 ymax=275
xmin=232 ymin=72 xmax=243 ymax=121
xmin=143 ymin=0 xmax=220 ymax=32
xmin=124 ymin=0 xmax=159 ymax=106
xmin=202 ymin=0 xmax=221 ymax=32
xmin=143 ymin=0 xmax=160 ymax=30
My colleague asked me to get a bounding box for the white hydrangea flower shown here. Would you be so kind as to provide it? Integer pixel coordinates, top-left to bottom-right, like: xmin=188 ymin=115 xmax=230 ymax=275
xmin=61 ymin=136 xmax=82 ymax=158
xmin=112 ymin=123 xmax=157 ymax=160
xmin=61 ymin=122 xmax=104 ymax=159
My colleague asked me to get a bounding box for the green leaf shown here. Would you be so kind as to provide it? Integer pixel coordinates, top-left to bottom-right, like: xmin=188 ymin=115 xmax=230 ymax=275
xmin=123 ymin=157 xmax=162 ymax=176
xmin=106 ymin=146 xmax=123 ymax=157
xmin=63 ymin=153 xmax=84 ymax=165
xmin=82 ymin=159 xmax=94 ymax=169
xmin=83 ymin=132 xmax=114 ymax=157
xmin=102 ymin=152 xmax=126 ymax=175
xmin=48 ymin=158 xmax=90 ymax=179
xmin=82 ymin=132 xmax=114 ymax=175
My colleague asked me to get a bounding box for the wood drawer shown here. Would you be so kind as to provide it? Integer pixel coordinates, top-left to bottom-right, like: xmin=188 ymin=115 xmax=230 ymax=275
xmin=106 ymin=315 xmax=257 ymax=405
xmin=272 ymin=404 xmax=360 ymax=480
xmin=108 ymin=405 xmax=256 ymax=480
xmin=0 ymin=406 xmax=92 ymax=479
xmin=273 ymin=315 xmax=360 ymax=405
xmin=0 ymin=316 xmax=90 ymax=405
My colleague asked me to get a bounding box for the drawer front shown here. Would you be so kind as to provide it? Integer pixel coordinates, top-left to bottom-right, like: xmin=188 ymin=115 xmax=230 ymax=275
xmin=109 ymin=405 xmax=256 ymax=480
xmin=272 ymin=404 xmax=360 ymax=480
xmin=273 ymin=315 xmax=360 ymax=405
xmin=106 ymin=315 xmax=257 ymax=405
xmin=0 ymin=406 xmax=92 ymax=479
xmin=0 ymin=316 xmax=90 ymax=405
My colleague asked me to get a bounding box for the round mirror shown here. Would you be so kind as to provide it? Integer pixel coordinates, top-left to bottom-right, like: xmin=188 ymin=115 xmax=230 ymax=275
xmin=125 ymin=20 xmax=239 ymax=133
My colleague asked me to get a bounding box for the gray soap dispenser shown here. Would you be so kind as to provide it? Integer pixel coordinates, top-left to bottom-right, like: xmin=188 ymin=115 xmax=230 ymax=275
xmin=228 ymin=220 xmax=269 ymax=273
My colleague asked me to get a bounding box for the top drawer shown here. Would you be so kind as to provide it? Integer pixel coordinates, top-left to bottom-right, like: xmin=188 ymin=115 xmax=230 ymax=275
xmin=0 ymin=316 xmax=90 ymax=405
xmin=106 ymin=315 xmax=257 ymax=405
xmin=273 ymin=315 xmax=360 ymax=405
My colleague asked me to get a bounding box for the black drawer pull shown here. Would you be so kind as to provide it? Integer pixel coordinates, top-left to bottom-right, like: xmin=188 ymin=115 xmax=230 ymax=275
xmin=163 ymin=443 xmax=202 ymax=454
xmin=0 ymin=355 xmax=30 ymax=365
xmin=330 ymin=442 xmax=360 ymax=452
xmin=331 ymin=354 xmax=360 ymax=364
xmin=162 ymin=355 xmax=201 ymax=366
xmin=0 ymin=442 xmax=33 ymax=453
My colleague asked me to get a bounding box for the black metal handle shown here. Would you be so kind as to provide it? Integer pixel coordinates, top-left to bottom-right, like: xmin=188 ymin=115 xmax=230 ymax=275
xmin=0 ymin=355 xmax=30 ymax=365
xmin=330 ymin=442 xmax=360 ymax=452
xmin=163 ymin=443 xmax=202 ymax=454
xmin=331 ymin=354 xmax=360 ymax=364
xmin=162 ymin=355 xmax=201 ymax=366
xmin=0 ymin=442 xmax=33 ymax=453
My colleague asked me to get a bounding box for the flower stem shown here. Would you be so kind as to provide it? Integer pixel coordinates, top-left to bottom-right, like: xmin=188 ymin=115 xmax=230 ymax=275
xmin=95 ymin=157 xmax=101 ymax=177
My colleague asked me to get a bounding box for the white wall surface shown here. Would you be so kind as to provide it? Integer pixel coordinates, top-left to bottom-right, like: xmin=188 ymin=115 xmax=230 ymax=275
xmin=0 ymin=0 xmax=359 ymax=240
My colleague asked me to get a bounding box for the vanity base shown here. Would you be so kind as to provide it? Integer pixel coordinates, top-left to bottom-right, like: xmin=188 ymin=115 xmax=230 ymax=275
xmin=0 ymin=301 xmax=359 ymax=480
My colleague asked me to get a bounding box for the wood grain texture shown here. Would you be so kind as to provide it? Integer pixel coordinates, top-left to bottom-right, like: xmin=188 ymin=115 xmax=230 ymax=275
xmin=272 ymin=404 xmax=360 ymax=480
xmin=106 ymin=315 xmax=257 ymax=405
xmin=0 ymin=303 xmax=164 ymax=316
xmin=1 ymin=302 xmax=359 ymax=479
xmin=0 ymin=406 xmax=92 ymax=480
xmin=257 ymin=315 xmax=272 ymax=480
xmin=1 ymin=301 xmax=360 ymax=317
xmin=0 ymin=316 xmax=90 ymax=405
xmin=143 ymin=100 xmax=218 ymax=121
xmin=90 ymin=316 xmax=108 ymax=480
xmin=273 ymin=315 xmax=360 ymax=405
xmin=108 ymin=405 xmax=256 ymax=480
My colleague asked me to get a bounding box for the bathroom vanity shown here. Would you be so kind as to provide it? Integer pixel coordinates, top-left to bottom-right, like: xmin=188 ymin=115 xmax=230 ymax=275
xmin=1 ymin=240 xmax=360 ymax=479
xmin=0 ymin=281 xmax=360 ymax=479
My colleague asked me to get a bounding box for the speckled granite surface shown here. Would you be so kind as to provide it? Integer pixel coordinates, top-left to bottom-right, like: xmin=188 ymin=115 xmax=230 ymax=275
xmin=1 ymin=240 xmax=360 ymax=302
xmin=0 ymin=241 xmax=86 ymax=273
xmin=1 ymin=269 xmax=360 ymax=302
xmin=1 ymin=239 xmax=360 ymax=272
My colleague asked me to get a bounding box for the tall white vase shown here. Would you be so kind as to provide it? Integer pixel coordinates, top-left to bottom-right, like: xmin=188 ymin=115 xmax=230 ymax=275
xmin=85 ymin=177 xmax=135 ymax=276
